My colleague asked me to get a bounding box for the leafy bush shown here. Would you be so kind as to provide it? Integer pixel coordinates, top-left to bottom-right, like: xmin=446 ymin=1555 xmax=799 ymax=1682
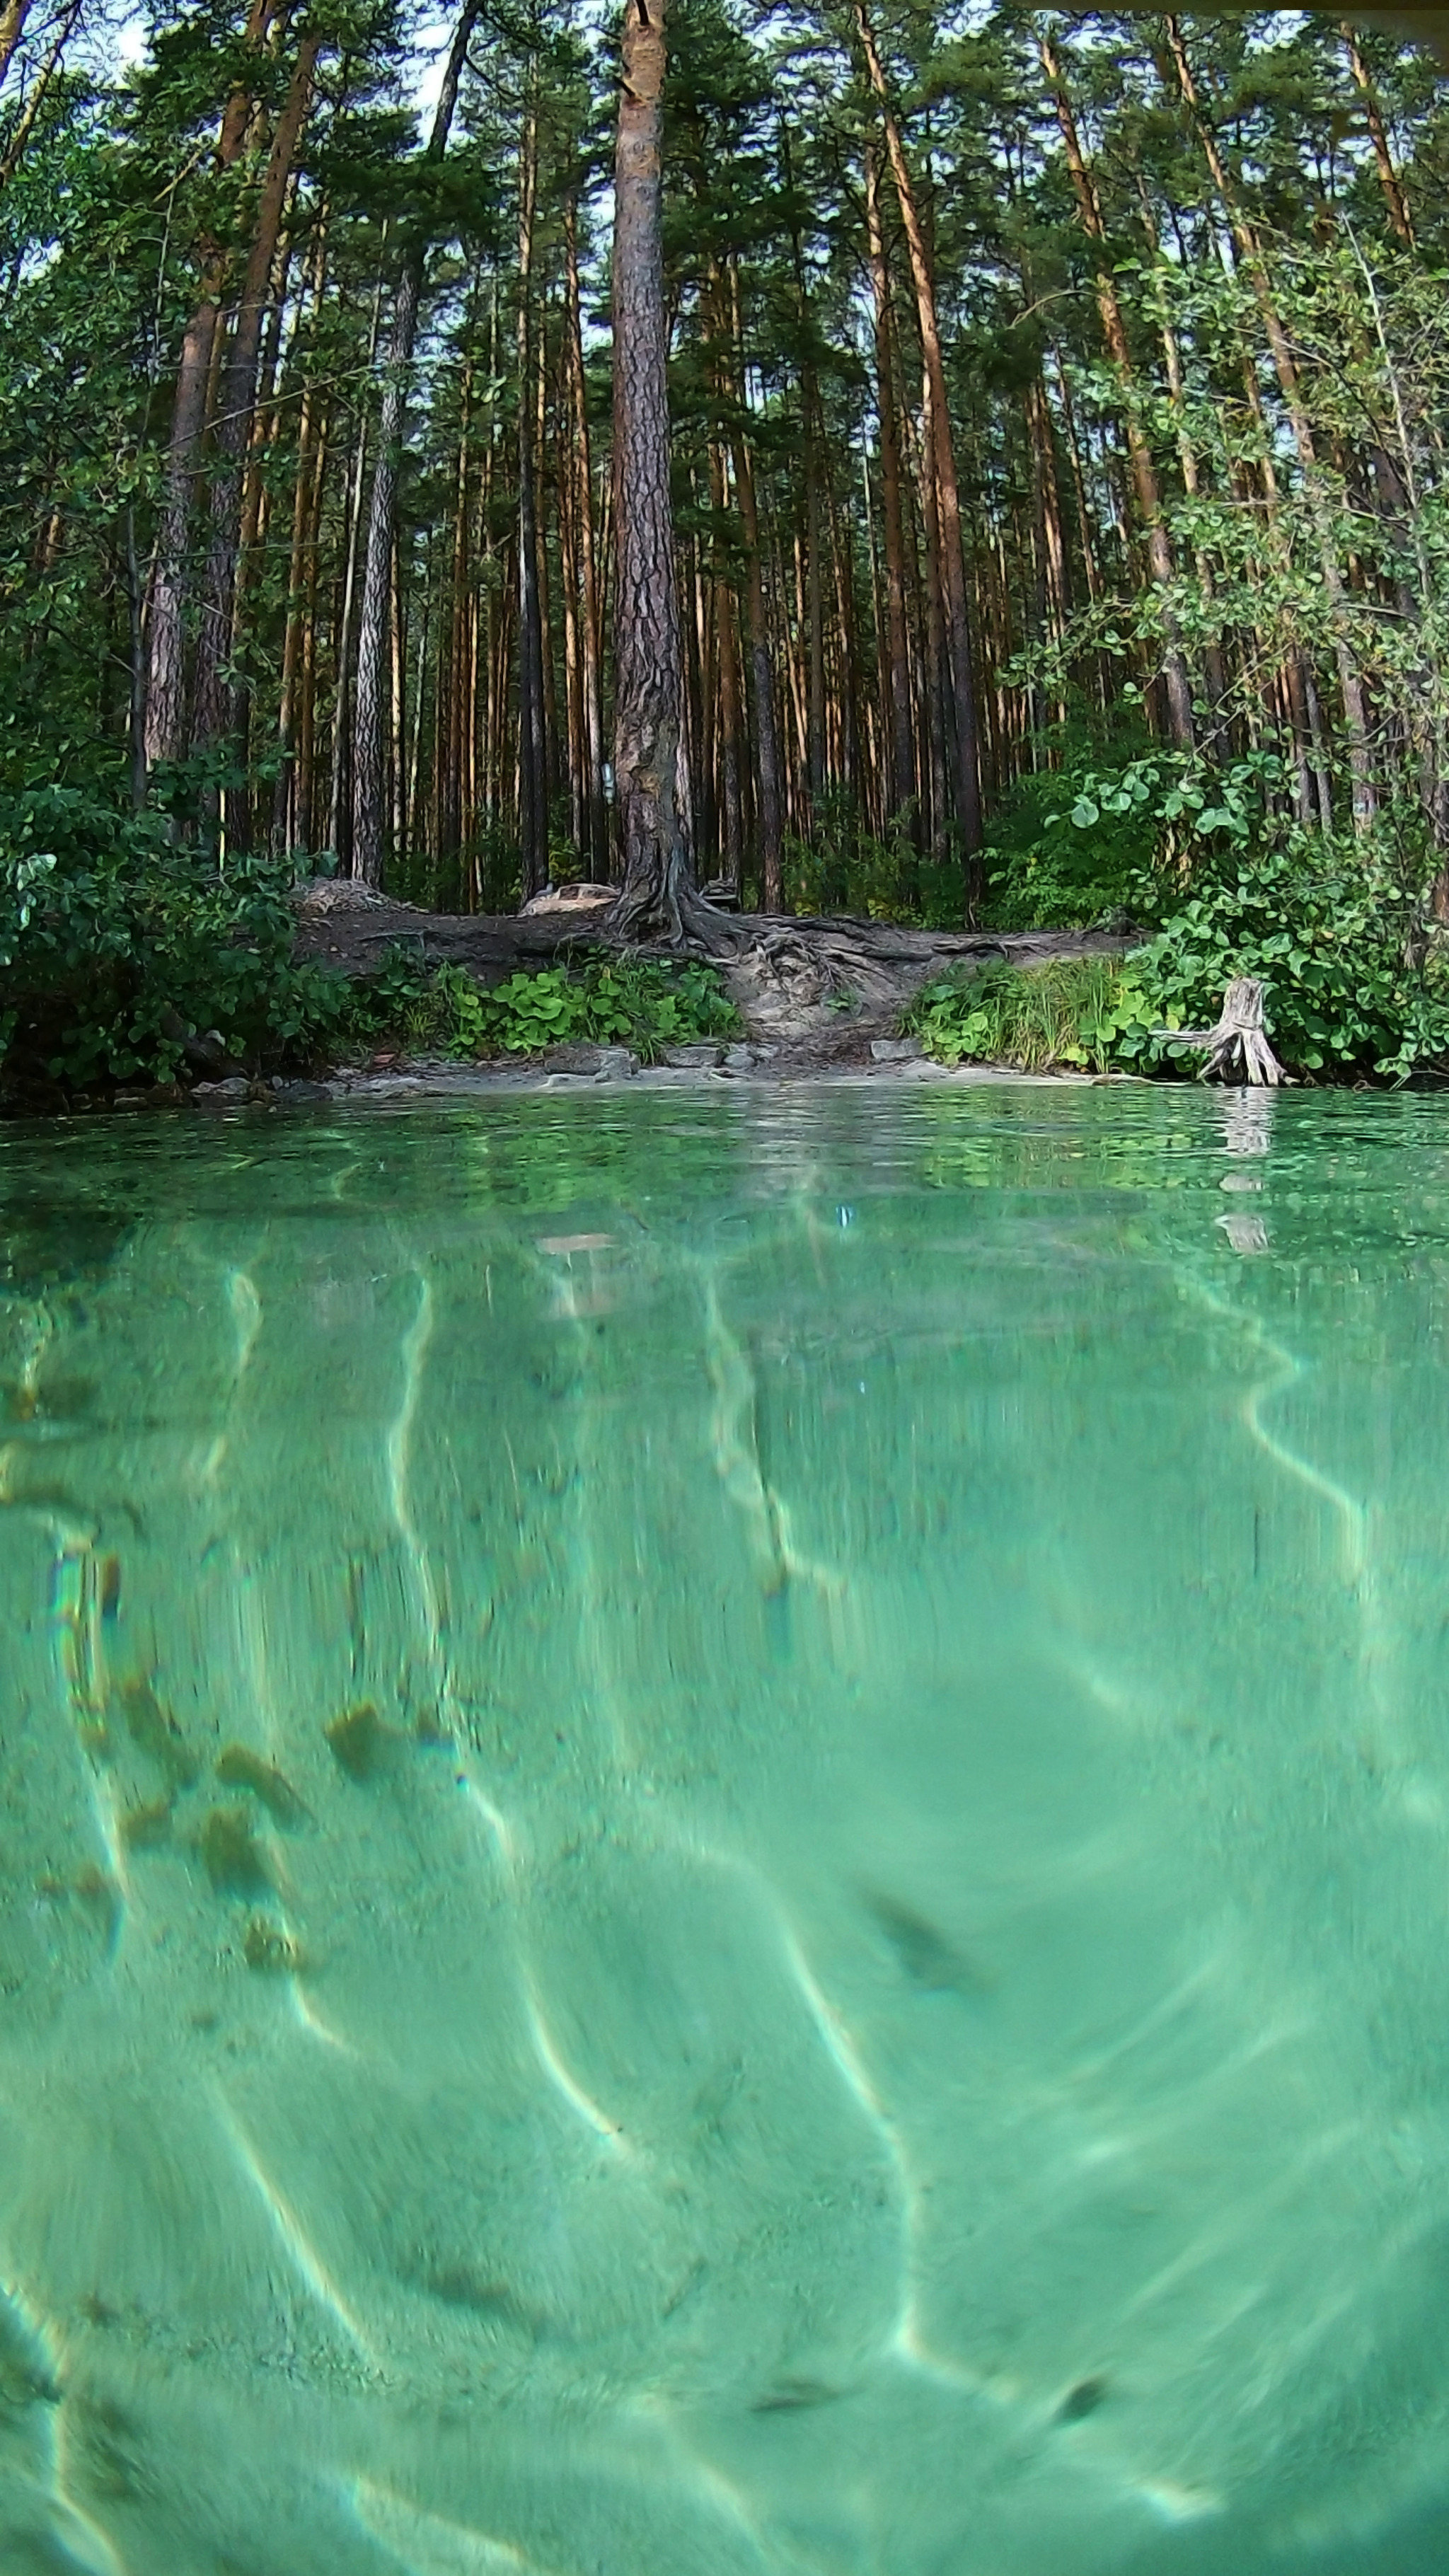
xmin=910 ymin=844 xmax=1449 ymax=1085
xmin=1112 ymin=844 xmax=1449 ymax=1082
xmin=981 ymin=740 xmax=1288 ymax=932
xmin=349 ymin=949 xmax=741 ymax=1062
xmin=0 ymin=770 xmax=741 ymax=1095
xmin=1 ymin=790 xmax=350 ymax=1087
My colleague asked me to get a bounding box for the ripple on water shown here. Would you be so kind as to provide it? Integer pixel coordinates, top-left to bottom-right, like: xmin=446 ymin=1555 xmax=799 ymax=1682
xmin=2 ymin=1086 xmax=1449 ymax=2572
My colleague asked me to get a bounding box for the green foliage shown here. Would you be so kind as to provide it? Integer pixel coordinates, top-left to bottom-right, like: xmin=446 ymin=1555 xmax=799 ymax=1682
xmin=979 ymin=727 xmax=1158 ymax=930
xmin=906 ymin=955 xmax=1126 ymax=1074
xmin=1113 ymin=843 xmax=1449 ymax=1083
xmin=348 ymin=949 xmax=741 ymax=1061
xmin=0 ymin=792 xmax=741 ymax=1092
xmin=911 ymin=843 xmax=1449 ymax=1086
xmin=784 ymin=791 xmax=963 ymax=928
xmin=981 ymin=741 xmax=1286 ymax=932
xmin=0 ymin=792 xmax=349 ymax=1089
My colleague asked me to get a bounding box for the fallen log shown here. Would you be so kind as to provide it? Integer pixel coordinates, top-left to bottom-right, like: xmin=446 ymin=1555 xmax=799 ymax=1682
xmin=292 ymin=882 xmax=1131 ymax=1049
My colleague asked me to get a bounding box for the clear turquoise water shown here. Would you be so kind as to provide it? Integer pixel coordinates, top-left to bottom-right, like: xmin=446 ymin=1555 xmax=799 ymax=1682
xmin=3 ymin=1081 xmax=1449 ymax=2575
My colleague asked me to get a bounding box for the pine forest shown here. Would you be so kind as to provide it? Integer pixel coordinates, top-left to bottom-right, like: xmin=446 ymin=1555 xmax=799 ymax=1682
xmin=4 ymin=4 xmax=1449 ymax=1084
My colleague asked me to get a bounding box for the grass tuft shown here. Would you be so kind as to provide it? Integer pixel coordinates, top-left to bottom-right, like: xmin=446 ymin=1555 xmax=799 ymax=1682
xmin=906 ymin=956 xmax=1126 ymax=1073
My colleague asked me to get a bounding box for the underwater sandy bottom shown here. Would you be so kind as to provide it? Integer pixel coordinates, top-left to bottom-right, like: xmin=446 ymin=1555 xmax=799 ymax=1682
xmin=3 ymin=1082 xmax=1449 ymax=2575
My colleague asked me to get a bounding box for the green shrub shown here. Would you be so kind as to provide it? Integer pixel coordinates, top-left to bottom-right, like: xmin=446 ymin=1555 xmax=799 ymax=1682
xmin=981 ymin=740 xmax=1289 ymax=932
xmin=0 ymin=791 xmax=350 ymax=1087
xmin=910 ymin=844 xmax=1449 ymax=1086
xmin=907 ymin=955 xmax=1126 ymax=1073
xmin=0 ymin=775 xmax=740 ymax=1094
xmin=1113 ymin=844 xmax=1449 ymax=1082
xmin=349 ymin=949 xmax=741 ymax=1063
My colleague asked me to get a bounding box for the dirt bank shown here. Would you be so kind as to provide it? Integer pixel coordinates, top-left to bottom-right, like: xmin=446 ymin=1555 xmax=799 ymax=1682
xmin=291 ymin=880 xmax=1128 ymax=1061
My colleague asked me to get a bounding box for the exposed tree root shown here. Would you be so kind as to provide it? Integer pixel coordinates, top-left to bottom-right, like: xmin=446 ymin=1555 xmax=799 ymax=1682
xmin=292 ymin=882 xmax=1129 ymax=1051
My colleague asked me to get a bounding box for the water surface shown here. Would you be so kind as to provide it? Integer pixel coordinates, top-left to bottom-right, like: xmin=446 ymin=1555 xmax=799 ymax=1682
xmin=3 ymin=1082 xmax=1449 ymax=2574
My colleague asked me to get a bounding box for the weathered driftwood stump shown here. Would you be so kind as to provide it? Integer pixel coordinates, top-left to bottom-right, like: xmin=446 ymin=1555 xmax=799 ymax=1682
xmin=1157 ymin=976 xmax=1286 ymax=1086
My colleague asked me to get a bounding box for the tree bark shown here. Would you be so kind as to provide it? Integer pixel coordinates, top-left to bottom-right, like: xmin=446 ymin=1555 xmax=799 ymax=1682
xmin=191 ymin=26 xmax=321 ymax=780
xmin=0 ymin=0 xmax=82 ymax=188
xmin=1341 ymin=23 xmax=1414 ymax=248
xmin=610 ymin=0 xmax=706 ymax=940
xmin=564 ymin=195 xmax=607 ymax=875
xmin=1164 ymin=15 xmax=1375 ymax=826
xmin=143 ymin=0 xmax=277 ymax=773
xmin=710 ymin=439 xmax=745 ymax=888
xmin=0 ymin=0 xmax=34 ymax=88
xmin=274 ymin=366 xmax=326 ymax=850
xmin=865 ymin=144 xmax=916 ymax=826
xmin=725 ymin=269 xmax=784 ymax=910
xmin=515 ymin=86 xmax=549 ymax=898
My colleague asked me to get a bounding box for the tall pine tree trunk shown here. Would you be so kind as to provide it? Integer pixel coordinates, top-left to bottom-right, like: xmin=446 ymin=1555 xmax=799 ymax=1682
xmin=515 ymin=93 xmax=548 ymax=899
xmin=564 ymin=195 xmax=607 ymax=877
xmin=725 ymin=270 xmax=783 ymax=910
xmin=191 ymin=26 xmax=321 ymax=785
xmin=1165 ymin=16 xmax=1374 ymax=826
xmin=611 ymin=0 xmax=703 ymax=938
xmin=865 ymin=145 xmax=916 ymax=828
xmin=0 ymin=0 xmax=34 ymax=87
xmin=144 ymin=0 xmax=276 ymax=774
xmin=1341 ymin=23 xmax=1414 ymax=247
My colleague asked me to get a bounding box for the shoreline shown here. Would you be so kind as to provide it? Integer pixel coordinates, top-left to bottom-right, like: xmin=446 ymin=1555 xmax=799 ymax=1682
xmin=0 ymin=1051 xmax=1124 ymax=1122
xmin=126 ymin=1046 xmax=1128 ymax=1116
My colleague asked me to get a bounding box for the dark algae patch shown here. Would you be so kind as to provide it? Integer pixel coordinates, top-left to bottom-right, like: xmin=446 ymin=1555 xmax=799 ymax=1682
xmin=1056 ymin=2376 xmax=1110 ymax=2423
xmin=119 ymin=1795 xmax=173 ymax=1851
xmin=242 ymin=1917 xmax=301 ymax=1975
xmin=861 ymin=1889 xmax=989 ymax=1994
xmin=115 ymin=1679 xmax=199 ymax=1789
xmin=216 ymin=1744 xmax=311 ymax=1830
xmin=198 ymin=1807 xmax=273 ymax=1899
xmin=325 ymin=1701 xmax=398 ymax=1782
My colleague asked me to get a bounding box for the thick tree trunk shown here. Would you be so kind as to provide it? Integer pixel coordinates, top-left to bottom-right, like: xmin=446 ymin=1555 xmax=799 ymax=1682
xmin=610 ymin=0 xmax=708 ymax=941
xmin=0 ymin=0 xmax=33 ymax=87
xmin=143 ymin=0 xmax=276 ymax=773
xmin=865 ymin=145 xmax=916 ymax=826
xmin=191 ymin=28 xmax=321 ymax=778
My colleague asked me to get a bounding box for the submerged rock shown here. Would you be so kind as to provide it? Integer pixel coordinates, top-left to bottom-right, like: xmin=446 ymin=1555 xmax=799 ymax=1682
xmin=543 ymin=1042 xmax=638 ymax=1078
